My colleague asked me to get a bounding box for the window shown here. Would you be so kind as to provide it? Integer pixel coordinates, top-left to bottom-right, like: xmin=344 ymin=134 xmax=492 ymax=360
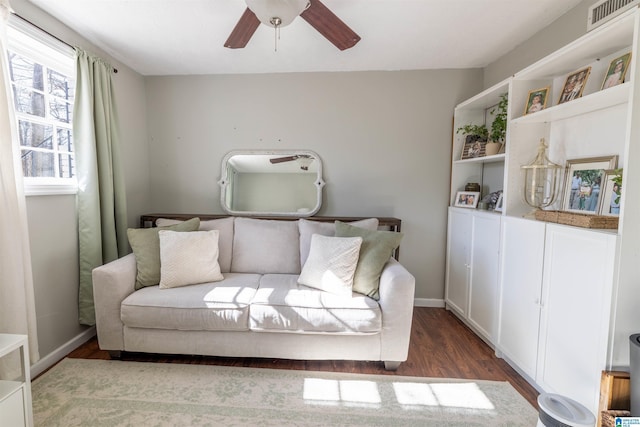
xmin=6 ymin=17 xmax=76 ymax=195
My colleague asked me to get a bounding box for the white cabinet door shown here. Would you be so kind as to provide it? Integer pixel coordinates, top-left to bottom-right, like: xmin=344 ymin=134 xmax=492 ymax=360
xmin=468 ymin=212 xmax=501 ymax=342
xmin=537 ymin=224 xmax=616 ymax=414
xmin=445 ymin=208 xmax=472 ymax=317
xmin=498 ymin=216 xmax=545 ymax=380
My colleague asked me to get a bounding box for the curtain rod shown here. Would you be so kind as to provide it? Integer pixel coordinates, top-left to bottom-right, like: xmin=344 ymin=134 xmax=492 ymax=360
xmin=12 ymin=13 xmax=118 ymax=73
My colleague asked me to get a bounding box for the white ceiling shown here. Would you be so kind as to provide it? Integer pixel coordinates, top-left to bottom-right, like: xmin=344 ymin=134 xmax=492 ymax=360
xmin=26 ymin=0 xmax=586 ymax=76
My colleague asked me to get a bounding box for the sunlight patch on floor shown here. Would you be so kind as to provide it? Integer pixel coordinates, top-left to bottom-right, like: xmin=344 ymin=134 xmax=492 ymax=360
xmin=303 ymin=378 xmax=381 ymax=407
xmin=303 ymin=377 xmax=496 ymax=412
xmin=393 ymin=382 xmax=495 ymax=410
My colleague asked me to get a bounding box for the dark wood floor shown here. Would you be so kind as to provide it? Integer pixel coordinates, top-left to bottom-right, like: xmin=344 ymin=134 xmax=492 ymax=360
xmin=67 ymin=307 xmax=539 ymax=408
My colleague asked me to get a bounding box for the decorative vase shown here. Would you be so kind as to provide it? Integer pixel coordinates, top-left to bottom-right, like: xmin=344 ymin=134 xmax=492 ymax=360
xmin=485 ymin=142 xmax=502 ymax=156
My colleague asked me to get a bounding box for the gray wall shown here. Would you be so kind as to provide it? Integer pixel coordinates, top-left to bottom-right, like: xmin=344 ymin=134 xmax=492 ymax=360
xmin=11 ymin=0 xmax=150 ymax=360
xmin=145 ymin=70 xmax=482 ymax=300
xmin=484 ymin=0 xmax=595 ymax=87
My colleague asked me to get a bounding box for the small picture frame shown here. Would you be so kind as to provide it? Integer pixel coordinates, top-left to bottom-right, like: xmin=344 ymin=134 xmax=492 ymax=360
xmin=601 ymin=52 xmax=632 ymax=90
xmin=454 ymin=191 xmax=480 ymax=208
xmin=494 ymin=194 xmax=504 ymax=212
xmin=598 ymin=169 xmax=622 ymax=216
xmin=558 ymin=66 xmax=591 ymax=104
xmin=460 ymin=134 xmax=486 ymax=160
xmin=524 ymin=87 xmax=550 ymax=115
xmin=562 ymin=156 xmax=618 ymax=213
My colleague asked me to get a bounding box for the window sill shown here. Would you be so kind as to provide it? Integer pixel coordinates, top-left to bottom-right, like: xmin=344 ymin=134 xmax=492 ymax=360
xmin=24 ymin=182 xmax=78 ymax=196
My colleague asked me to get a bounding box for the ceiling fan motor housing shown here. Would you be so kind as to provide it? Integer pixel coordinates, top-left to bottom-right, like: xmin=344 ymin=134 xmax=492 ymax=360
xmin=246 ymin=0 xmax=310 ymax=27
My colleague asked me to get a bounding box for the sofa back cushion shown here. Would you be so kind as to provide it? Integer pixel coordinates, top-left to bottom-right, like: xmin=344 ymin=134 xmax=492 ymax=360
xmin=156 ymin=217 xmax=234 ymax=273
xmin=231 ymin=217 xmax=300 ymax=274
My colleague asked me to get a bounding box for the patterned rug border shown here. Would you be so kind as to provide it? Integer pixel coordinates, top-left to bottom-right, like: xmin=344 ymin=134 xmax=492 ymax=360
xmin=32 ymin=358 xmax=538 ymax=427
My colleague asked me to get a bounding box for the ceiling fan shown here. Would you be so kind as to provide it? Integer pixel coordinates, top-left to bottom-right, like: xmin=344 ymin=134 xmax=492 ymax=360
xmin=224 ymin=0 xmax=361 ymax=51
xmin=269 ymin=154 xmax=315 ymax=170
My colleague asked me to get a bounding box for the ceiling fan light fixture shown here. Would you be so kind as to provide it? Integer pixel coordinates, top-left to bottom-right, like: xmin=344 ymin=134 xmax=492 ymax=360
xmin=246 ymin=0 xmax=310 ymax=28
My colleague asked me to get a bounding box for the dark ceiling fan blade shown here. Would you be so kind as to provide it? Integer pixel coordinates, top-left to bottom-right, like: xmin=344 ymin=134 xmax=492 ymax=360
xmin=301 ymin=0 xmax=361 ymax=50
xmin=270 ymin=155 xmax=300 ymax=164
xmin=224 ymin=8 xmax=261 ymax=49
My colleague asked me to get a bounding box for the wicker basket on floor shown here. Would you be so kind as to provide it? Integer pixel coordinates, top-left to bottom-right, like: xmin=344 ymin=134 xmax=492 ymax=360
xmin=601 ymin=410 xmax=631 ymax=427
xmin=534 ymin=210 xmax=618 ymax=229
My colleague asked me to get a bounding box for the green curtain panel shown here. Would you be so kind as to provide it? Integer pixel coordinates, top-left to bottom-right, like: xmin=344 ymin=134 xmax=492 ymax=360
xmin=75 ymin=49 xmax=128 ymax=325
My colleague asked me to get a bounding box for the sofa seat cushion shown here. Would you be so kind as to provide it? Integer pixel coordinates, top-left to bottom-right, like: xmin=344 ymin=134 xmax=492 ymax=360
xmin=121 ymin=273 xmax=261 ymax=331
xmin=249 ymin=274 xmax=381 ymax=334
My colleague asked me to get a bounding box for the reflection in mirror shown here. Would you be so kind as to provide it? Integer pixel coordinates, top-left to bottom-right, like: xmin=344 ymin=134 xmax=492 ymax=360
xmin=218 ymin=150 xmax=325 ymax=217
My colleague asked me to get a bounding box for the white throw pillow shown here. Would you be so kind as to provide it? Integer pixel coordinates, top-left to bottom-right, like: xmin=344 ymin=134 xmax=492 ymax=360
xmin=159 ymin=230 xmax=224 ymax=289
xmin=156 ymin=217 xmax=234 ymax=273
xmin=298 ymin=218 xmax=379 ymax=268
xmin=298 ymin=234 xmax=363 ymax=296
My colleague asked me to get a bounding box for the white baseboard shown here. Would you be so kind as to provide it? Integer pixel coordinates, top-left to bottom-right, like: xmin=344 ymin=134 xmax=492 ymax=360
xmin=414 ymin=298 xmax=445 ymax=308
xmin=31 ymin=326 xmax=96 ymax=378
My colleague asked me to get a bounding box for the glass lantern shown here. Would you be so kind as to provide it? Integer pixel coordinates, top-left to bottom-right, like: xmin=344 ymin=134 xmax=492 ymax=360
xmin=521 ymin=138 xmax=563 ymax=208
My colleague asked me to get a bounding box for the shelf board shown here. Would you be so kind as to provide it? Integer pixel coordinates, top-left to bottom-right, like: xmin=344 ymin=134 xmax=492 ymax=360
xmin=511 ymin=83 xmax=630 ymax=124
xmin=0 ymin=335 xmax=27 ymax=359
xmin=453 ymin=153 xmax=506 ymax=165
xmin=0 ymin=380 xmax=22 ymax=402
xmin=455 ymin=78 xmax=510 ymax=111
xmin=515 ymin=9 xmax=635 ymax=80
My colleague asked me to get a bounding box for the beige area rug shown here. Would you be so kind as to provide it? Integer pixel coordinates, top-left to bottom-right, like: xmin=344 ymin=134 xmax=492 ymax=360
xmin=32 ymin=358 xmax=538 ymax=426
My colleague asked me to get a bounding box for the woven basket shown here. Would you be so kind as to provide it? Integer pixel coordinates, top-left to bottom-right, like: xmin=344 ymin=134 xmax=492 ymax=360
xmin=601 ymin=410 xmax=631 ymax=427
xmin=534 ymin=210 xmax=560 ymax=223
xmin=534 ymin=210 xmax=618 ymax=229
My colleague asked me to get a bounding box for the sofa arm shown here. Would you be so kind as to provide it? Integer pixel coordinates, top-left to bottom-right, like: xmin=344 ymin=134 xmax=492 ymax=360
xmin=377 ymin=258 xmax=415 ymax=365
xmin=92 ymin=253 xmax=137 ymax=351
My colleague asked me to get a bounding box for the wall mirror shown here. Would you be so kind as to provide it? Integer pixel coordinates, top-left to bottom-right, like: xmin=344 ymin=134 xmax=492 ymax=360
xmin=218 ymin=150 xmax=325 ymax=217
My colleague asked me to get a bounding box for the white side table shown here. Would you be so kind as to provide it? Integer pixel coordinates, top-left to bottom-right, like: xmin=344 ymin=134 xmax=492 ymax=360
xmin=0 ymin=334 xmax=33 ymax=427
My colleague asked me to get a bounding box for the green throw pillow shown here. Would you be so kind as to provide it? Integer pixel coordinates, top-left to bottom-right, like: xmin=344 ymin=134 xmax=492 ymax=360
xmin=335 ymin=221 xmax=404 ymax=300
xmin=127 ymin=217 xmax=200 ymax=289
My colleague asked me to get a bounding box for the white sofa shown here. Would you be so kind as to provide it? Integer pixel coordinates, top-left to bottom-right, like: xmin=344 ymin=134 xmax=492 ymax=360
xmin=92 ymin=215 xmax=415 ymax=370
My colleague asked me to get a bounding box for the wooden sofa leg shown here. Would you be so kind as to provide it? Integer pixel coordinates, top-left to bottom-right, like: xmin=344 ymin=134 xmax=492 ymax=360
xmin=108 ymin=350 xmax=122 ymax=360
xmin=384 ymin=361 xmax=401 ymax=371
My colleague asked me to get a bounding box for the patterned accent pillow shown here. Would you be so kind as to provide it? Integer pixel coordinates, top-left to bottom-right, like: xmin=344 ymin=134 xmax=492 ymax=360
xmin=156 ymin=217 xmax=234 ymax=273
xmin=335 ymin=221 xmax=404 ymax=300
xmin=127 ymin=217 xmax=200 ymax=289
xmin=298 ymin=234 xmax=362 ymax=296
xmin=298 ymin=218 xmax=379 ymax=268
xmin=159 ymin=230 xmax=224 ymax=289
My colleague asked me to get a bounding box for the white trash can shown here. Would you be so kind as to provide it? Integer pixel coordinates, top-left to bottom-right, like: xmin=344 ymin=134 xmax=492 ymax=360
xmin=536 ymin=393 xmax=596 ymax=427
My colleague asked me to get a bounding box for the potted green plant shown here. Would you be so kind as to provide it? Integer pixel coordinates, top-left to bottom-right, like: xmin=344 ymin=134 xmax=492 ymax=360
xmin=456 ymin=124 xmax=488 ymax=141
xmin=487 ymin=93 xmax=508 ymax=155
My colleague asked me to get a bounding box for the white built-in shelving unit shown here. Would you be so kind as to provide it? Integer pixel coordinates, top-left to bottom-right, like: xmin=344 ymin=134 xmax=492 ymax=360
xmin=445 ymin=7 xmax=640 ymax=415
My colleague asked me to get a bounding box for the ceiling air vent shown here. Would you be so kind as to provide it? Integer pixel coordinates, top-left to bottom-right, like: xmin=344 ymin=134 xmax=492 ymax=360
xmin=588 ymin=0 xmax=639 ymax=31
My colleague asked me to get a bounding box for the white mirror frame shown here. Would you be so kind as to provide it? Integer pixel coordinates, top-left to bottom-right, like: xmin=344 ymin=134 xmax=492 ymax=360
xmin=218 ymin=149 xmax=325 ymax=217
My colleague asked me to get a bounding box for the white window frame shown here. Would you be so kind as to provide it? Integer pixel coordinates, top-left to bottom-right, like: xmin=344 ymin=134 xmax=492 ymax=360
xmin=7 ymin=16 xmax=77 ymax=196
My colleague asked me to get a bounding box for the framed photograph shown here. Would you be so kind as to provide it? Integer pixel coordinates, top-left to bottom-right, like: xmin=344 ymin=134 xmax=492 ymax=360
xmin=454 ymin=191 xmax=480 ymax=208
xmin=601 ymin=52 xmax=632 ymax=90
xmin=562 ymin=156 xmax=618 ymax=213
xmin=460 ymin=134 xmax=486 ymax=160
xmin=524 ymin=87 xmax=550 ymax=115
xmin=558 ymin=66 xmax=591 ymax=104
xmin=598 ymin=169 xmax=622 ymax=216
xmin=494 ymin=194 xmax=504 ymax=212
